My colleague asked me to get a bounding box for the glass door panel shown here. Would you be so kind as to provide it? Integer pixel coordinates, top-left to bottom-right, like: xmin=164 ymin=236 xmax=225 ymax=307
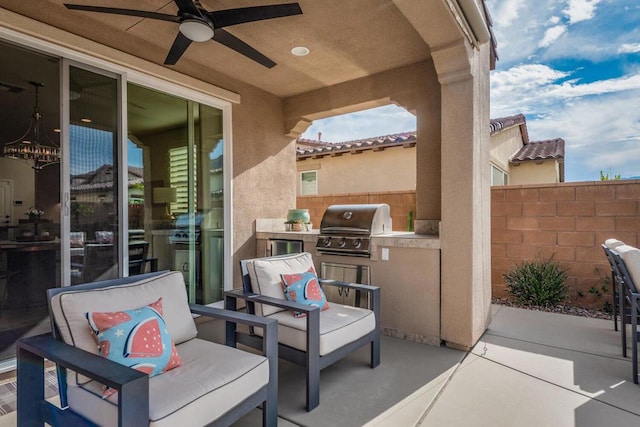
xmin=68 ymin=66 xmax=119 ymax=284
xmin=127 ymin=83 xmax=224 ymax=303
xmin=0 ymin=41 xmax=61 ymax=363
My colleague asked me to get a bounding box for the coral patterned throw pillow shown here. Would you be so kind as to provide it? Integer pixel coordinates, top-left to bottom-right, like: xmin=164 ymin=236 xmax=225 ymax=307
xmin=86 ymin=298 xmax=182 ymax=398
xmin=280 ymin=267 xmax=330 ymax=318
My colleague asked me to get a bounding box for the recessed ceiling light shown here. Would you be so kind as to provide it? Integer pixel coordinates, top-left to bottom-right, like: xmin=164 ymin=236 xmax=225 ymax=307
xmin=80 ymin=118 xmax=92 ymax=123
xmin=291 ymin=46 xmax=310 ymax=56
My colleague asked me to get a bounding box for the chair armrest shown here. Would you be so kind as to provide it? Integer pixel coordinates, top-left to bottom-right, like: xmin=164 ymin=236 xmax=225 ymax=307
xmin=318 ymin=279 xmax=379 ymax=293
xmin=224 ymin=289 xmax=320 ymax=315
xmin=190 ymin=303 xmax=279 ymax=329
xmin=17 ymin=333 xmax=148 ymax=426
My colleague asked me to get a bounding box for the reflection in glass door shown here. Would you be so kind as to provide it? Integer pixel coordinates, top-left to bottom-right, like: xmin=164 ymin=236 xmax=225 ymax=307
xmin=68 ymin=66 xmax=120 ymax=284
xmin=127 ymin=83 xmax=224 ymax=303
xmin=0 ymin=41 xmax=61 ymax=363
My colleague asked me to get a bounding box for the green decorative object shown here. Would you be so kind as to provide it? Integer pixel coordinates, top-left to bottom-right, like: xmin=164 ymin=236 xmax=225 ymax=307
xmin=407 ymin=210 xmax=414 ymax=232
xmin=287 ymin=209 xmax=311 ymax=224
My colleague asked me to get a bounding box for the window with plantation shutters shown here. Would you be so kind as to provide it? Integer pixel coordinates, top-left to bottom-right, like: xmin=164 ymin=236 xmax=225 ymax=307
xmin=169 ymin=146 xmax=196 ymax=213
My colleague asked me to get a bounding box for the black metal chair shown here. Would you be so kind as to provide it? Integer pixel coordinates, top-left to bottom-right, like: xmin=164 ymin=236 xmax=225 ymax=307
xmin=225 ymin=252 xmax=380 ymax=411
xmin=611 ymin=245 xmax=640 ymax=384
xmin=17 ymin=271 xmax=279 ymax=426
xmin=128 ymin=240 xmax=158 ymax=276
xmin=602 ymin=239 xmax=629 ymax=355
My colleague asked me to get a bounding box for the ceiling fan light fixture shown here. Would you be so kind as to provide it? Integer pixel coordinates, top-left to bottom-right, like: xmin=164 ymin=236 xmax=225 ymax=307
xmin=179 ymin=19 xmax=214 ymax=42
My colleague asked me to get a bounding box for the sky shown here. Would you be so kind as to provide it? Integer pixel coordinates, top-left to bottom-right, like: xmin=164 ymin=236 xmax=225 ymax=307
xmin=301 ymin=0 xmax=640 ymax=182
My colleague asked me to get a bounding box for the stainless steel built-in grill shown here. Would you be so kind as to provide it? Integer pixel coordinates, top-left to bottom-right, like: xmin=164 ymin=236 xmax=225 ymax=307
xmin=315 ymin=204 xmax=392 ymax=257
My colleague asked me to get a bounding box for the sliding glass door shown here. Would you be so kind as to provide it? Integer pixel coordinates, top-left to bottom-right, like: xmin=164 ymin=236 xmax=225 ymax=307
xmin=66 ymin=65 xmax=120 ymax=284
xmin=127 ymin=83 xmax=225 ymax=304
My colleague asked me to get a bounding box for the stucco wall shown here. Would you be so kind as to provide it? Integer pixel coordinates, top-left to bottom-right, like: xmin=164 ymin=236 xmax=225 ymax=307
xmin=489 ymin=125 xmax=522 ymax=173
xmin=510 ymin=161 xmax=560 ymax=185
xmin=492 ymin=180 xmax=640 ymax=309
xmin=297 ymin=146 xmax=416 ymax=195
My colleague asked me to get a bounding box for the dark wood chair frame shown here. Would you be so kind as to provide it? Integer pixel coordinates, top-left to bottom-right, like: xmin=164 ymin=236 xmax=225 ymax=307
xmin=225 ymin=256 xmax=380 ymax=412
xmin=17 ymin=271 xmax=279 ymax=427
xmin=611 ymin=251 xmax=640 ymax=384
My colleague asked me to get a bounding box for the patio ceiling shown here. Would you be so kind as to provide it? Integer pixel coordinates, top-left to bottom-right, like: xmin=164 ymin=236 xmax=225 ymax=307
xmin=0 ymin=0 xmax=433 ymax=98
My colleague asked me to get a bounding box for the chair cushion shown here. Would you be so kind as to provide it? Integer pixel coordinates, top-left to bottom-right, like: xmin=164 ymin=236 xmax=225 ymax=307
xmin=618 ymin=245 xmax=640 ymax=293
xmin=256 ymin=304 xmax=375 ymax=356
xmin=67 ymin=338 xmax=269 ymax=426
xmin=50 ymin=271 xmax=197 ymax=385
xmin=280 ymin=268 xmax=329 ymax=317
xmin=605 ymin=238 xmax=624 ymax=250
xmin=246 ymin=252 xmax=315 ymax=316
xmin=86 ymin=297 xmax=182 ymax=397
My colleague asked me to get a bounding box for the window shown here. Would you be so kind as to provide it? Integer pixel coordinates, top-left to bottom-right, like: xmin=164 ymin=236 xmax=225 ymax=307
xmin=491 ymin=164 xmax=509 ymax=186
xmin=300 ymin=171 xmax=317 ymax=195
xmin=170 ymin=146 xmax=196 ymax=213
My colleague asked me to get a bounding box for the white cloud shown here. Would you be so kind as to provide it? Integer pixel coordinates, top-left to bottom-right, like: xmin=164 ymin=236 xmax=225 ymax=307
xmin=548 ymin=16 xmax=561 ymax=25
xmin=563 ymin=0 xmax=602 ymax=24
xmin=490 ymin=0 xmax=526 ymax=27
xmin=539 ymin=25 xmax=567 ymax=48
xmin=301 ymin=105 xmax=416 ymax=143
xmin=619 ymin=43 xmax=640 ymax=54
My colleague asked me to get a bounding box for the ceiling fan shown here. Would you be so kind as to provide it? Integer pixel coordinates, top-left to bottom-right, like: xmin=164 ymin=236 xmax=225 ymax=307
xmin=64 ymin=0 xmax=303 ymax=68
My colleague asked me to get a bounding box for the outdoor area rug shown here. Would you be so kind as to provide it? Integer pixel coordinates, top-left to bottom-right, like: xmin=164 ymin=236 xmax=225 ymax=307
xmin=0 ymin=366 xmax=58 ymax=415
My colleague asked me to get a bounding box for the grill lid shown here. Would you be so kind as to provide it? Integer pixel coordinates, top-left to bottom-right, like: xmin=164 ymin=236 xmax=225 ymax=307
xmin=319 ymin=204 xmax=392 ymax=236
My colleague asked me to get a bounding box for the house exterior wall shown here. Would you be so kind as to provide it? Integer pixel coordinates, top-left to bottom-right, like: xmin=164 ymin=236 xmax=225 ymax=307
xmin=0 ymin=8 xmax=295 ymax=285
xmin=492 ymin=180 xmax=640 ymax=309
xmin=490 ymin=125 xmax=522 ymax=173
xmin=510 ymin=161 xmax=560 ymax=185
xmin=297 ymin=146 xmax=416 ymax=195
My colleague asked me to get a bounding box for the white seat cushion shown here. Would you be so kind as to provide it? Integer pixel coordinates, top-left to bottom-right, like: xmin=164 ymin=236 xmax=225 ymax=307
xmin=256 ymin=304 xmax=375 ymax=356
xmin=67 ymin=338 xmax=269 ymax=427
xmin=605 ymin=238 xmax=624 ymax=250
xmin=246 ymin=252 xmax=316 ymax=316
xmin=617 ymin=245 xmax=640 ymax=292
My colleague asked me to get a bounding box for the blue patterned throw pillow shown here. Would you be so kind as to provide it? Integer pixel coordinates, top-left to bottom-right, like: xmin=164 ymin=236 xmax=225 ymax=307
xmin=86 ymin=298 xmax=182 ymax=397
xmin=280 ymin=267 xmax=330 ymax=318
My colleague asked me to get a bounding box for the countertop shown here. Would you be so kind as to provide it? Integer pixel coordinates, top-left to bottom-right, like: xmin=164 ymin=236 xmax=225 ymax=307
xmin=255 ymin=223 xmax=440 ymax=250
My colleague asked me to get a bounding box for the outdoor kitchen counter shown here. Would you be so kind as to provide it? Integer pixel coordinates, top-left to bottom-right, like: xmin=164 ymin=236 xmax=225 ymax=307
xmin=255 ymin=229 xmax=441 ymax=259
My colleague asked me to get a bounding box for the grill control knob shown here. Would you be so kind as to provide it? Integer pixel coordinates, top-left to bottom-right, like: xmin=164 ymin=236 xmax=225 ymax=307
xmin=323 ymin=237 xmax=332 ymax=247
xmin=338 ymin=238 xmax=347 ymax=248
xmin=353 ymin=239 xmax=362 ymax=249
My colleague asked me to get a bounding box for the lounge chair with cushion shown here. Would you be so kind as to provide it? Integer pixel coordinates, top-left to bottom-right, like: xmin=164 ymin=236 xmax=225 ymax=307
xmin=225 ymin=252 xmax=380 ymax=411
xmin=17 ymin=270 xmax=278 ymax=426
xmin=612 ymin=244 xmax=640 ymax=384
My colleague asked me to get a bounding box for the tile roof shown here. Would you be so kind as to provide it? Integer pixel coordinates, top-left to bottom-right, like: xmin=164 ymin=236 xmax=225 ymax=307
xmin=489 ymin=114 xmax=529 ymax=142
xmin=296 ymin=132 xmax=417 ymax=159
xmin=511 ymin=138 xmax=565 ymax=163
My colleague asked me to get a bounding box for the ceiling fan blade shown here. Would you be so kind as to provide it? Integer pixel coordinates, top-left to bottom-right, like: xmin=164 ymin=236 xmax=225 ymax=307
xmin=213 ymin=28 xmax=276 ymax=68
xmin=209 ymin=3 xmax=302 ymax=28
xmin=164 ymin=32 xmax=193 ymax=65
xmin=173 ymin=0 xmax=201 ymax=17
xmin=64 ymin=4 xmax=179 ymax=23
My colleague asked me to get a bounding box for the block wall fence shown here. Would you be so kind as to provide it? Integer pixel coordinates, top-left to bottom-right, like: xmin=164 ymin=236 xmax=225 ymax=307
xmin=298 ymin=180 xmax=640 ymax=310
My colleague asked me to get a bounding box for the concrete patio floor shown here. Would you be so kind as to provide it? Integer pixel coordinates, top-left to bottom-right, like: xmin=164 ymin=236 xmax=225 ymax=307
xmin=1 ymin=304 xmax=639 ymax=426
xmin=238 ymin=303 xmax=640 ymax=426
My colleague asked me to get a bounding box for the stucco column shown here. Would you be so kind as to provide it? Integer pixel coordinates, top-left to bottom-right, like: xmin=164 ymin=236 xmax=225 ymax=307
xmin=436 ymin=41 xmax=492 ymax=350
xmin=413 ymin=66 xmax=442 ymax=234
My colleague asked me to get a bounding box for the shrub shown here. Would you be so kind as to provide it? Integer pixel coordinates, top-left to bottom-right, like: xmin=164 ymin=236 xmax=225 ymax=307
xmin=503 ymin=258 xmax=568 ymax=307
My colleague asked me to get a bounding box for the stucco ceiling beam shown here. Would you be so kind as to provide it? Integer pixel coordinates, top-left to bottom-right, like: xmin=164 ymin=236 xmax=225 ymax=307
xmin=283 ymin=62 xmax=431 ymax=138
